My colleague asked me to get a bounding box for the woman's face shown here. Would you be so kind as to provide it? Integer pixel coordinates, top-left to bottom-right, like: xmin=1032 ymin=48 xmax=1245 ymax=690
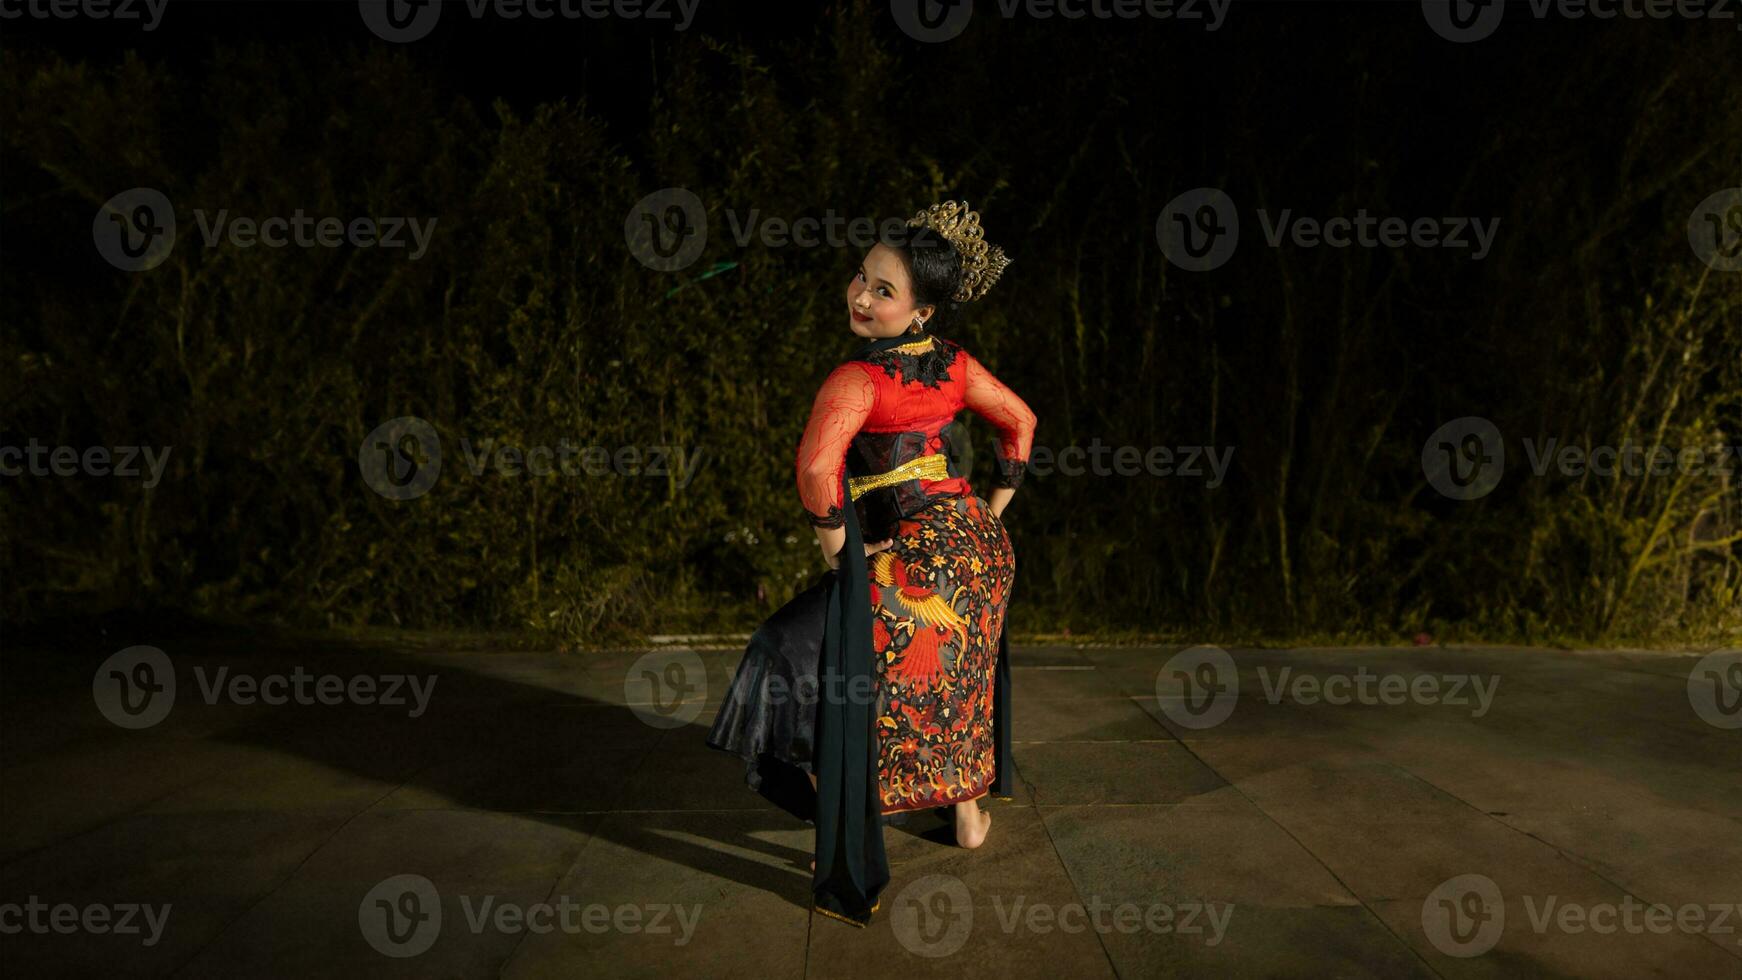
xmin=846 ymin=243 xmax=932 ymax=339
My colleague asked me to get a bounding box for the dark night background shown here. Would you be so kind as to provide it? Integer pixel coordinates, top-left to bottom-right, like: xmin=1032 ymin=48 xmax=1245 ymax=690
xmin=2 ymin=4 xmax=1742 ymax=978
xmin=4 ymin=0 xmax=1740 ymax=647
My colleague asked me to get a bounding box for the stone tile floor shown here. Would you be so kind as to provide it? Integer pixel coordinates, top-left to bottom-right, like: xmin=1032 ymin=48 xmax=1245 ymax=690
xmin=2 ymin=631 xmax=1738 ymax=978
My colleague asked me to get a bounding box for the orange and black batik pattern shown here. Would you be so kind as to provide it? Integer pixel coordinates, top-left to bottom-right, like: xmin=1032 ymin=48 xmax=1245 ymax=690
xmin=867 ymin=493 xmax=1014 ymax=814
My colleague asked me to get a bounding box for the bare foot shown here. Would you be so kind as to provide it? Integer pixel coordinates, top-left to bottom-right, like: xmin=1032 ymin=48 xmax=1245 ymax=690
xmin=954 ymin=802 xmax=992 ymax=849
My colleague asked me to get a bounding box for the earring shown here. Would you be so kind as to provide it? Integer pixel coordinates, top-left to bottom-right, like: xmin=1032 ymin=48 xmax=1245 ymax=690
xmin=909 ymin=318 xmax=925 ymax=334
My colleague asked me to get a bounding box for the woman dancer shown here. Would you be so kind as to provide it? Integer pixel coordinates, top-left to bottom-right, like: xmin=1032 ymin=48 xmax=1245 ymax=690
xmin=707 ymin=200 xmax=1036 ymax=926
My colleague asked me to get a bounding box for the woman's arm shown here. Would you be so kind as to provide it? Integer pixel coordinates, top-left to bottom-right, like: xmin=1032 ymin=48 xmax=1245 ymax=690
xmin=795 ymin=363 xmax=892 ymax=567
xmin=962 ymin=352 xmax=1037 ymax=518
xmin=985 ymin=486 xmax=1016 ymax=519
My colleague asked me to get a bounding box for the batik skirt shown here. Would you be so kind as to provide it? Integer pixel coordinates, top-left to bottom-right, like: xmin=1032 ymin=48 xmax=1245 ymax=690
xmin=707 ymin=493 xmax=1015 ymax=818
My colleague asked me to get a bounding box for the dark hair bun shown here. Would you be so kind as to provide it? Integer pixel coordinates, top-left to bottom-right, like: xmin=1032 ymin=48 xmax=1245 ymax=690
xmin=886 ymin=225 xmax=965 ymax=332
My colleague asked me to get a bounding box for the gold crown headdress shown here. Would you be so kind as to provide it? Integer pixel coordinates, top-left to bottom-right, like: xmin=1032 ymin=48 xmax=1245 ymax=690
xmin=906 ymin=200 xmax=1012 ymax=304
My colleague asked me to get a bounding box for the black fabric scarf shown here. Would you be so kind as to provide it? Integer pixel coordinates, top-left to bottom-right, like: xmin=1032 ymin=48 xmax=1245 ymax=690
xmin=809 ymin=461 xmax=888 ymax=926
xmin=811 ymin=328 xmax=1017 ymax=927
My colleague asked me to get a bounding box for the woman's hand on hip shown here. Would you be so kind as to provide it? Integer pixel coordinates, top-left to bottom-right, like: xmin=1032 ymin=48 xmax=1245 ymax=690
xmin=827 ymin=538 xmax=893 ymax=571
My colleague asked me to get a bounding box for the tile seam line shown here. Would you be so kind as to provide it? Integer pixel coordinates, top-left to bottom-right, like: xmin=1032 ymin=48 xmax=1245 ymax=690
xmin=1029 ymin=800 xmax=1124 ymax=979
xmin=1159 ymin=740 xmax=1448 ymax=978
xmin=1390 ymin=761 xmax=1742 ymax=964
xmin=166 ymin=780 xmax=407 ymax=978
xmin=494 ymin=733 xmax=651 ymax=977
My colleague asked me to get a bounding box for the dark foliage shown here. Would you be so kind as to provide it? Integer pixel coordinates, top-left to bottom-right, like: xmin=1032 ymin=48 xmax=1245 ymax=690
xmin=3 ymin=3 xmax=1738 ymax=646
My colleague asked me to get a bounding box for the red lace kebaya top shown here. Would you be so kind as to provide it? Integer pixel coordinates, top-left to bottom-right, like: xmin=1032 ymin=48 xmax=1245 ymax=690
xmin=795 ymin=334 xmax=1037 ymax=528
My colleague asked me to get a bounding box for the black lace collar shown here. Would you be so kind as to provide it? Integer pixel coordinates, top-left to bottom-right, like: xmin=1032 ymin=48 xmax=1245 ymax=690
xmin=852 ymin=331 xmax=959 ymax=389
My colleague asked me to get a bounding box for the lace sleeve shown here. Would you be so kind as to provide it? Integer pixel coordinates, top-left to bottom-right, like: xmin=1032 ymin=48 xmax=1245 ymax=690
xmin=795 ymin=362 xmax=878 ymax=527
xmin=963 ymin=351 xmax=1037 ymax=490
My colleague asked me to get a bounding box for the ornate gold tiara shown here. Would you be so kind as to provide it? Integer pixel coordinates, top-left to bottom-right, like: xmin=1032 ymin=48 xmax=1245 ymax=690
xmin=906 ymin=200 xmax=1012 ymax=304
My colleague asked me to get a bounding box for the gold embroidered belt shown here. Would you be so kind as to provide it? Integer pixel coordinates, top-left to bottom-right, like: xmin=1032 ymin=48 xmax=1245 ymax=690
xmin=846 ymin=452 xmax=951 ymax=500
